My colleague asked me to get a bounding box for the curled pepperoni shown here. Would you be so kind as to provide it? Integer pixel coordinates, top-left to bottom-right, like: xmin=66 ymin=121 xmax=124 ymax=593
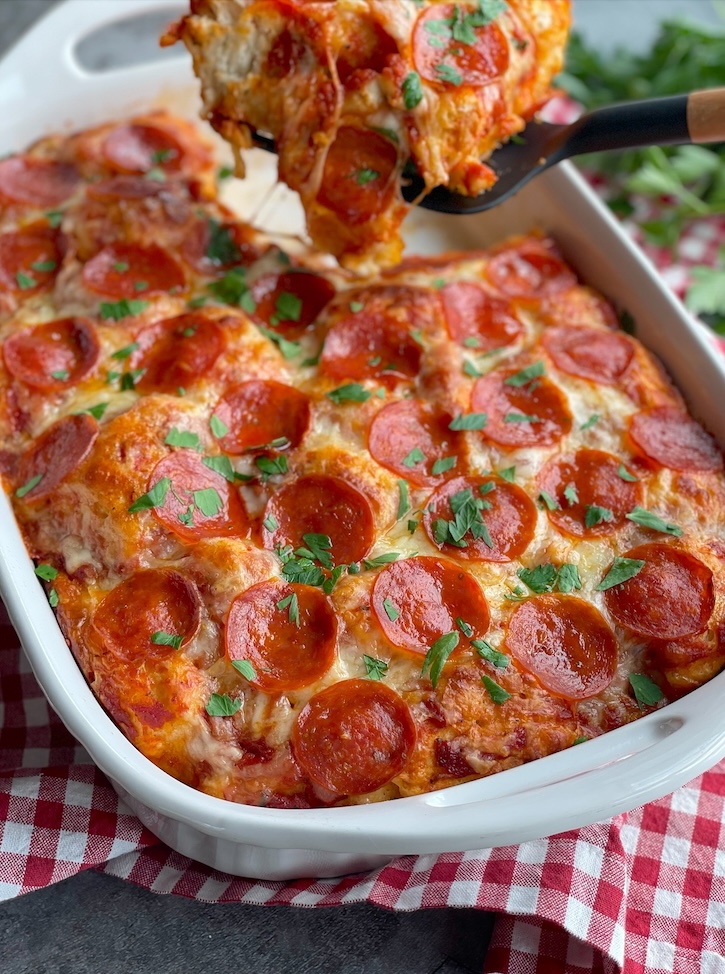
xmin=486 ymin=239 xmax=576 ymax=299
xmin=603 ymin=543 xmax=714 ymax=640
xmin=182 ymin=217 xmax=265 ymax=276
xmin=371 ymin=556 xmax=490 ymax=655
xmin=225 ymin=580 xmax=337 ymax=693
xmin=321 ymin=295 xmax=422 ymax=384
xmin=423 ymin=475 xmax=537 ymax=563
xmin=135 ymin=314 xmax=226 ymax=395
xmin=263 ymin=474 xmax=374 ymax=565
xmin=368 ymin=399 xmax=462 ymax=487
xmin=82 ymin=242 xmax=185 ymax=298
xmin=250 ymin=270 xmax=336 ymax=338
xmin=15 ymin=414 xmax=98 ymax=502
xmin=0 ymin=225 xmax=61 ymax=294
xmin=4 ymin=317 xmax=99 ymax=391
xmin=537 ymin=450 xmax=642 ymax=539
xmin=413 ymin=2 xmax=509 ymax=86
xmin=102 ymin=123 xmax=183 ymax=174
xmin=91 ymin=569 xmax=201 ymax=663
xmin=148 ymin=450 xmax=249 ymax=543
xmin=292 ymin=679 xmax=415 ymax=794
xmin=441 ymin=282 xmax=523 ymax=351
xmin=505 ymin=595 xmax=617 ymax=700
xmin=0 ymin=157 xmax=80 ymax=207
xmin=317 ymin=127 xmax=398 ymax=224
xmin=214 ymin=380 xmax=310 ymax=454
xmin=471 ymin=369 xmax=572 ymax=448
xmin=543 ymin=326 xmax=634 ymax=385
xmin=629 ymin=407 xmax=723 ymax=472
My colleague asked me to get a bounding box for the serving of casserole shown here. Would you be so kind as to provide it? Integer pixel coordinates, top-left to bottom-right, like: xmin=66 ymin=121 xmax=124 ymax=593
xmin=1 ymin=0 xmax=725 ymax=880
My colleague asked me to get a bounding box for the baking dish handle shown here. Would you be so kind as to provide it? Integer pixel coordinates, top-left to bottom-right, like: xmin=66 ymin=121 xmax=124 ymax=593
xmin=0 ymin=0 xmax=184 ymax=89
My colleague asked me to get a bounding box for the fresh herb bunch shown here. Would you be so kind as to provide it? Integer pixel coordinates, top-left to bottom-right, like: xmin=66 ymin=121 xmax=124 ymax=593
xmin=557 ymin=16 xmax=725 ymax=331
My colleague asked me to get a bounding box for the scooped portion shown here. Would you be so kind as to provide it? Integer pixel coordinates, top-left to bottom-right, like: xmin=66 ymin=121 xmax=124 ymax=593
xmin=166 ymin=0 xmax=571 ymax=270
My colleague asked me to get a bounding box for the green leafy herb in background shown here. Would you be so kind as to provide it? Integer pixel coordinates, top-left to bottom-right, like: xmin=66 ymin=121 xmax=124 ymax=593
xmin=558 ymin=14 xmax=725 ymax=332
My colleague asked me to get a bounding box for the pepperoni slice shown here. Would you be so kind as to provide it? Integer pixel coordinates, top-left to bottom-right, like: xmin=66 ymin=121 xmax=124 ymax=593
xmin=91 ymin=569 xmax=200 ymax=663
xmin=543 ymin=326 xmax=634 ymax=385
xmin=0 ymin=225 xmax=61 ymax=294
xmin=471 ymin=369 xmax=572 ymax=448
xmin=250 ymin=270 xmax=336 ymax=338
xmin=182 ymin=217 xmax=266 ymax=276
xmin=537 ymin=450 xmax=642 ymax=539
xmin=423 ymin=475 xmax=537 ymax=562
xmin=225 ymin=580 xmax=337 ymax=692
xmin=504 ymin=595 xmax=617 ymax=700
xmin=486 ymin=239 xmax=576 ymax=299
xmin=440 ymin=282 xmax=523 ymax=351
xmin=262 ymin=474 xmax=374 ymax=565
xmin=317 ymin=127 xmax=398 ymax=224
xmin=372 ymin=556 xmax=490 ymax=655
xmin=213 ymin=380 xmax=310 ymax=454
xmin=321 ymin=301 xmax=422 ymax=384
xmin=135 ymin=314 xmax=226 ymax=395
xmin=4 ymin=317 xmax=99 ymax=391
xmin=603 ymin=543 xmax=714 ymax=640
xmin=82 ymin=242 xmax=185 ymax=298
xmin=629 ymin=407 xmax=723 ymax=472
xmin=368 ymin=399 xmax=462 ymax=487
xmin=148 ymin=450 xmax=249 ymax=543
xmin=539 ymin=286 xmax=620 ymax=331
xmin=292 ymin=679 xmax=415 ymax=795
xmin=413 ymin=2 xmax=509 ymax=87
xmin=102 ymin=123 xmax=183 ymax=174
xmin=15 ymin=414 xmax=98 ymax=502
xmin=0 ymin=157 xmax=80 ymax=207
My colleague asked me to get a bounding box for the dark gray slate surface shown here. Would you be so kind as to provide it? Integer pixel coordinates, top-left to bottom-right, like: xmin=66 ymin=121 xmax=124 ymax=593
xmin=0 ymin=2 xmax=719 ymax=972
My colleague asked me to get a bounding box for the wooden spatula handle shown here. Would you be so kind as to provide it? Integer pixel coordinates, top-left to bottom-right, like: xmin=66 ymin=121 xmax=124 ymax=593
xmin=688 ymin=88 xmax=725 ymax=144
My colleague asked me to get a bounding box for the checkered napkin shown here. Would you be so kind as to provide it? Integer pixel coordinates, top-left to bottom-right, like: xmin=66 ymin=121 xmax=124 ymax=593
xmin=3 ymin=134 xmax=725 ymax=972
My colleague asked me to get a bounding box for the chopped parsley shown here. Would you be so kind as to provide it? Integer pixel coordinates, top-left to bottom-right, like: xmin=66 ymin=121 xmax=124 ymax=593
xmin=231 ymin=659 xmax=256 ymax=680
xmin=363 ymin=552 xmax=400 ymax=570
xmin=432 ymin=456 xmax=457 ymax=476
xmin=364 ymin=655 xmax=389 ymax=681
xmin=538 ymin=490 xmax=560 ymax=511
xmin=421 ymin=631 xmax=459 ymax=688
xmin=498 ymin=466 xmax=516 ymax=483
xmin=263 ymin=514 xmax=279 ymax=532
xmin=99 ymin=298 xmax=149 ymax=321
xmin=563 ymin=483 xmax=580 ymax=506
xmin=618 ymin=464 xmax=639 ymax=482
xmin=504 ymin=413 xmax=539 ymax=424
xmin=258 ymin=326 xmax=301 ymax=360
xmin=449 ymin=412 xmax=488 ymax=430
xmin=397 ymin=480 xmax=410 ymax=519
xmin=50 ymin=369 xmax=69 ymax=381
xmin=34 ymin=564 xmax=58 ymax=581
xmin=435 ymin=63 xmax=463 ymax=86
xmin=505 ymin=361 xmax=545 ymax=387
xmin=164 ymin=428 xmax=202 ymax=451
xmin=356 ymin=168 xmax=380 ymax=185
xmin=205 ymin=218 xmax=241 ymax=265
xmin=432 ymin=485 xmax=493 ymax=550
xmin=15 ymin=272 xmax=36 ymax=290
xmin=15 ymin=474 xmax=43 ymax=498
xmin=151 ymin=631 xmax=183 ymax=650
xmin=111 ymin=342 xmax=140 ymax=361
xmin=580 ymin=414 xmax=600 ymax=431
xmin=206 ymin=693 xmax=242 ymax=717
xmin=327 ymin=383 xmax=371 ymax=404
xmin=584 ymin=505 xmax=614 ymax=528
xmin=629 ymin=673 xmax=665 ymax=709
xmin=128 ymin=477 xmax=170 ymax=512
xmin=207 ymin=266 xmax=256 ymax=312
xmin=276 ymin=592 xmax=300 ymax=627
xmin=202 ymin=455 xmax=238 ymax=482
xmin=382 ymin=597 xmax=399 ymax=622
xmin=626 ymin=506 xmax=682 ymax=537
xmin=31 ymin=260 xmax=56 ymax=272
xmin=471 ymin=638 xmax=509 ymax=669
xmin=193 ymin=487 xmax=223 ymax=518
xmin=81 ymin=402 xmax=109 ymax=421
xmin=402 ymin=446 xmax=426 ymax=468
xmin=255 ymin=454 xmax=288 ymax=480
xmin=270 ymin=291 xmax=303 ymax=325
xmin=210 ymin=414 xmax=228 ymax=438
xmin=402 ymin=72 xmax=424 ymax=109
xmin=482 ymin=675 xmax=511 ymax=704
xmin=597 ymin=557 xmax=646 ymax=591
xmin=517 ymin=562 xmax=581 ymax=594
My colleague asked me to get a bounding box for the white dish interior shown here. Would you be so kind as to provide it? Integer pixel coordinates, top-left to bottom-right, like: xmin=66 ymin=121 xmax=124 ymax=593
xmin=1 ymin=0 xmax=725 ymax=879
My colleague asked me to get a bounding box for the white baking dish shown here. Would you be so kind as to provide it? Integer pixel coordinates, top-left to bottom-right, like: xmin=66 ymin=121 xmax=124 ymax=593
xmin=2 ymin=0 xmax=725 ymax=881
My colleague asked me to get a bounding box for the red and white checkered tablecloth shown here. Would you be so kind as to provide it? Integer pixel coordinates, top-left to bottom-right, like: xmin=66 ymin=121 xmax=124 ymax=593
xmin=3 ymin=144 xmax=725 ymax=971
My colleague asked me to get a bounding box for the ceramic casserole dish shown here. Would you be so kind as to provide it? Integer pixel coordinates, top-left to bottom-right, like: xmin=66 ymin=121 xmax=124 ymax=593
xmin=2 ymin=0 xmax=725 ymax=881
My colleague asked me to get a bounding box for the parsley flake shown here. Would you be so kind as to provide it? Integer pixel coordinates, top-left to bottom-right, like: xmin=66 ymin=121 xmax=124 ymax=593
xmin=15 ymin=474 xmax=43 ymax=498
xmin=16 ymin=272 xmax=36 ymax=290
xmin=580 ymin=414 xmax=600 ymax=431
xmin=206 ymin=693 xmax=242 ymax=717
xmin=263 ymin=514 xmax=278 ymax=532
xmin=505 ymin=361 xmax=545 ymax=387
xmin=629 ymin=673 xmax=665 ymax=709
xmin=356 ymin=168 xmax=380 ymax=185
xmin=432 ymin=456 xmax=457 ymax=476
xmin=402 ymin=72 xmax=424 ymax=109
xmin=402 ymin=446 xmax=425 ymax=468
xmin=277 ymin=592 xmax=300 ymax=627
xmin=100 ymin=299 xmax=149 ymax=321
xmin=626 ymin=506 xmax=682 ymax=537
xmin=202 ymin=455 xmax=237 ymax=483
xmin=327 ymin=383 xmax=371 ymax=404
xmin=206 ymin=218 xmax=241 ymax=265
xmin=498 ymin=466 xmax=516 ymax=483
xmin=151 ymin=631 xmax=183 ymax=650
xmin=436 ymin=63 xmax=463 ymax=85
xmin=504 ymin=413 xmax=539 ymax=424
xmin=31 ymin=260 xmax=56 ymax=272
xmin=618 ymin=464 xmax=639 ymax=482
xmin=364 ymin=655 xmax=389 ymax=681
xmin=363 ymin=552 xmax=401 ymax=570
xmin=456 ymin=617 xmax=473 ymax=638
xmin=563 ymin=483 xmax=579 ymax=506
xmin=472 ymin=639 xmax=509 ymax=669
xmin=210 ymin=414 xmax=229 ymax=438
xmin=165 ymin=428 xmax=202 ymax=452
xmin=538 ymin=490 xmax=560 ymax=511
xmin=128 ymin=477 xmax=171 ymax=512
xmin=193 ymin=487 xmax=223 ymax=518
xmin=50 ymin=369 xmax=69 ymax=381
xmin=482 ymin=675 xmax=511 ymax=704
xmin=48 ymin=589 xmax=59 ymax=608
xmin=597 ymin=557 xmax=646 ymax=591
xmin=207 ymin=267 xmax=256 ymax=312
xmin=35 ymin=564 xmax=58 ymax=581
xmin=421 ymin=631 xmax=459 ymax=688
xmin=111 ymin=342 xmax=140 ymax=361
xmin=383 ymin=597 xmax=400 ymax=622
xmin=255 ymin=455 xmax=288 ymax=480
xmin=397 ymin=480 xmax=410 ymax=519
xmin=449 ymin=412 xmax=487 ymax=430
xmin=232 ymin=659 xmax=256 ymax=680
xmin=584 ymin=504 xmax=614 ymax=528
